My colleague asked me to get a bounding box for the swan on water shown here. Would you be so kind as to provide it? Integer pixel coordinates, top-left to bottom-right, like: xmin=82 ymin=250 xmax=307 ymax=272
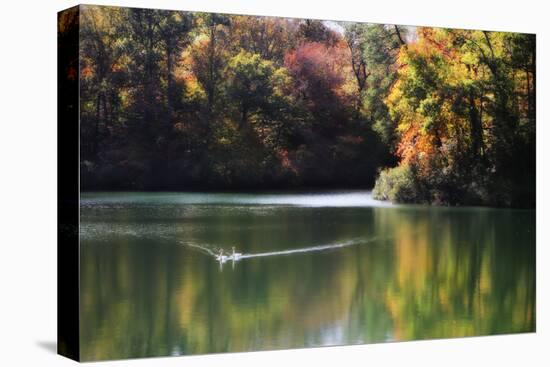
xmin=231 ymin=246 xmax=242 ymax=261
xmin=216 ymin=249 xmax=229 ymax=263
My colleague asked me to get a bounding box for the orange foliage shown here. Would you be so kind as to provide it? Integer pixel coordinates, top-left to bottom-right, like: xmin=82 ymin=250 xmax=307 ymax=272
xmin=81 ymin=65 xmax=93 ymax=78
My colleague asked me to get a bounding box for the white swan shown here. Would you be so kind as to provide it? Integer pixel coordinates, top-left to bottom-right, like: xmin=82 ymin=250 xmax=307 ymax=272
xmin=231 ymin=246 xmax=242 ymax=261
xmin=216 ymin=249 xmax=229 ymax=263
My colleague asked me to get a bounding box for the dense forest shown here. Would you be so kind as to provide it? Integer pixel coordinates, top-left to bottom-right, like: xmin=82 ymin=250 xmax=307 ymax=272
xmin=74 ymin=5 xmax=535 ymax=207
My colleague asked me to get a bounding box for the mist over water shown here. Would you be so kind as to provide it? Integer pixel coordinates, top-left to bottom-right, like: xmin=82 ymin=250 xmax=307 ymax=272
xmin=80 ymin=191 xmax=393 ymax=207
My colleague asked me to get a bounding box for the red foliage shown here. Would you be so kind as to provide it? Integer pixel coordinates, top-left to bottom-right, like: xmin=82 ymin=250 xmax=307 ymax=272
xmin=277 ymin=148 xmax=297 ymax=174
xmin=284 ymin=42 xmax=348 ymax=111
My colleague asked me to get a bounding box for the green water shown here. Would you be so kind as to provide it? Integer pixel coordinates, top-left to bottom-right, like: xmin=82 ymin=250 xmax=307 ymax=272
xmin=79 ymin=191 xmax=535 ymax=361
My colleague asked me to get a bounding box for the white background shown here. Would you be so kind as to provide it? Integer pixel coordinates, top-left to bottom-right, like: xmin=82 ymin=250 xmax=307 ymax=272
xmin=0 ymin=0 xmax=547 ymax=365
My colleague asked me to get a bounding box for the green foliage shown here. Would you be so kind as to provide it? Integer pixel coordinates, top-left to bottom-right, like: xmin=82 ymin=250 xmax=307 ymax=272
xmin=373 ymin=165 xmax=421 ymax=203
xmin=344 ymin=24 xmax=406 ymax=147
xmin=224 ymin=51 xmax=286 ymax=125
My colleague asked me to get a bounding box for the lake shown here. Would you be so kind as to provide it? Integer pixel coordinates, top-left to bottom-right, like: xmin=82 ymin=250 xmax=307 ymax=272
xmin=79 ymin=191 xmax=535 ymax=361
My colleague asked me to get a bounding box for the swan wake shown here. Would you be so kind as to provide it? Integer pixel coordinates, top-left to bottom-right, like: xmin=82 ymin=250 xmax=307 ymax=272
xmin=179 ymin=237 xmax=383 ymax=265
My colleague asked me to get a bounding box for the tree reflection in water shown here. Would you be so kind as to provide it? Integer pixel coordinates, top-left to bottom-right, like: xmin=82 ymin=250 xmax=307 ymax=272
xmin=79 ymin=194 xmax=535 ymax=361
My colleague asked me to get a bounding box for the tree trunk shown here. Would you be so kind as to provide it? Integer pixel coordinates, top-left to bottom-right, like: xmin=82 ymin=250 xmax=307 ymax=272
xmin=144 ymin=15 xmax=155 ymax=126
xmin=207 ymin=26 xmax=216 ymax=117
xmin=394 ymin=26 xmax=406 ymax=45
xmin=93 ymin=93 xmax=101 ymax=159
xmin=468 ymin=91 xmax=484 ymax=156
xmin=166 ymin=45 xmax=173 ymax=120
xmin=240 ymin=105 xmax=248 ymax=129
xmin=529 ymin=46 xmax=536 ymax=125
xmin=525 ymin=69 xmax=532 ymax=124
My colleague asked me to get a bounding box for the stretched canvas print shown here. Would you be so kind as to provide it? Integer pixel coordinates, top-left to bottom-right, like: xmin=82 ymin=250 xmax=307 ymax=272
xmin=58 ymin=4 xmax=536 ymax=362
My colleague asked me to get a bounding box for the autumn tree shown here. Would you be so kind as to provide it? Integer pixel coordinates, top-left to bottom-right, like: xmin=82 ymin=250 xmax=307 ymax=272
xmin=157 ymin=11 xmax=193 ymax=120
xmin=224 ymin=51 xmax=292 ymax=129
xmin=374 ymin=27 xmax=535 ymax=207
xmin=344 ymin=23 xmax=369 ymax=106
xmin=284 ymin=41 xmax=351 ymax=135
xmin=80 ymin=6 xmax=127 ymax=159
xmin=344 ymin=24 xmax=406 ymax=147
xmin=297 ymin=19 xmax=340 ymax=46
xmin=230 ymin=16 xmax=297 ymax=63
xmin=189 ymin=14 xmax=231 ymax=119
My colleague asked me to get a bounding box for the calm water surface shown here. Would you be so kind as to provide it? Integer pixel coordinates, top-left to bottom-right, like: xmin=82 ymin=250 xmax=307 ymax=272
xmin=79 ymin=191 xmax=535 ymax=361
